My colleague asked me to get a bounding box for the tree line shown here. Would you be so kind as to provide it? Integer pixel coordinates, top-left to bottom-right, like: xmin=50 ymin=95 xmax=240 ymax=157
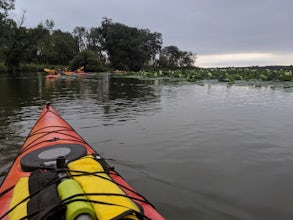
xmin=0 ymin=0 xmax=195 ymax=73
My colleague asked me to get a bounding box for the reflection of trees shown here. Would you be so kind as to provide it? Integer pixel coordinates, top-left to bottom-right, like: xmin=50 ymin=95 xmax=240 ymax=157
xmin=0 ymin=73 xmax=44 ymax=117
xmin=0 ymin=73 xmax=43 ymax=166
xmin=108 ymin=77 xmax=159 ymax=100
xmin=69 ymin=73 xmax=162 ymax=117
xmin=0 ymin=73 xmax=162 ymax=116
xmin=100 ymin=76 xmax=162 ymax=116
xmin=0 ymin=73 xmax=162 ymax=147
xmin=43 ymin=75 xmax=90 ymax=101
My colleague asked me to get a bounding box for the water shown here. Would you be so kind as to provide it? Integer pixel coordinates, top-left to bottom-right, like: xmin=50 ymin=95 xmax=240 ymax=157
xmin=1 ymin=72 xmax=293 ymax=220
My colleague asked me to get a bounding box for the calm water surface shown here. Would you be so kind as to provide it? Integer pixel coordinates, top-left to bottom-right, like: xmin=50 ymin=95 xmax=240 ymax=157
xmin=1 ymin=73 xmax=293 ymax=220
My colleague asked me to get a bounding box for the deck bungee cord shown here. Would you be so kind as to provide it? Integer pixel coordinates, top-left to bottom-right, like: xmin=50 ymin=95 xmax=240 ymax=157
xmin=17 ymin=197 xmax=151 ymax=220
xmin=0 ymin=161 xmax=153 ymax=206
xmin=20 ymin=125 xmax=88 ymax=154
xmin=0 ymin=167 xmax=153 ymax=220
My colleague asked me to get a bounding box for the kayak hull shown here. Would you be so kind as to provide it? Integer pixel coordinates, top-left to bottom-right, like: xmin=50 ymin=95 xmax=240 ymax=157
xmin=76 ymin=71 xmax=88 ymax=76
xmin=46 ymin=74 xmax=61 ymax=79
xmin=63 ymin=71 xmax=88 ymax=76
xmin=0 ymin=103 xmax=164 ymax=220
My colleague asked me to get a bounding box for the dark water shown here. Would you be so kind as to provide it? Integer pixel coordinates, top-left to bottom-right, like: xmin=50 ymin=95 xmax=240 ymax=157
xmin=1 ymin=72 xmax=293 ymax=220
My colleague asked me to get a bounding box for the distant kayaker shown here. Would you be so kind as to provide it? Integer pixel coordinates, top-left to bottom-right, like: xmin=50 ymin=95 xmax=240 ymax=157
xmin=76 ymin=66 xmax=84 ymax=73
xmin=49 ymin=67 xmax=55 ymax=75
xmin=56 ymin=68 xmax=62 ymax=74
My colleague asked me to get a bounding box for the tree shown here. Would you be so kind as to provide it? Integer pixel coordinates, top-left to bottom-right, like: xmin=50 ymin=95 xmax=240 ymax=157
xmin=49 ymin=30 xmax=79 ymax=64
xmin=97 ymin=18 xmax=162 ymax=71
xmin=86 ymin=27 xmax=105 ymax=61
xmin=69 ymin=49 xmax=104 ymax=72
xmin=2 ymin=13 xmax=35 ymax=71
xmin=159 ymin=46 xmax=195 ymax=69
xmin=22 ymin=24 xmax=50 ymax=64
xmin=32 ymin=20 xmax=56 ymax=64
xmin=73 ymin=26 xmax=87 ymax=52
xmin=1 ymin=11 xmax=56 ymax=71
xmin=139 ymin=29 xmax=162 ymax=64
xmin=0 ymin=0 xmax=14 ymax=21
xmin=0 ymin=0 xmax=15 ymax=61
xmin=179 ymin=51 xmax=195 ymax=68
xmin=35 ymin=27 xmax=79 ymax=65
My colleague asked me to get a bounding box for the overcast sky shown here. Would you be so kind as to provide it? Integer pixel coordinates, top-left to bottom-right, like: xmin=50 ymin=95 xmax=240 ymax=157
xmin=13 ymin=0 xmax=293 ymax=67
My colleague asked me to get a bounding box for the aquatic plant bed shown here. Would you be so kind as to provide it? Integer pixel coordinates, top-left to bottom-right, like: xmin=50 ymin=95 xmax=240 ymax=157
xmin=124 ymin=66 xmax=293 ymax=84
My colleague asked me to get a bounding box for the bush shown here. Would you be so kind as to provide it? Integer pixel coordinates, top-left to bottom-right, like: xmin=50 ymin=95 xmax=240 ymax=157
xmin=69 ymin=50 xmax=105 ymax=72
xmin=0 ymin=63 xmax=8 ymax=73
xmin=19 ymin=63 xmax=46 ymax=72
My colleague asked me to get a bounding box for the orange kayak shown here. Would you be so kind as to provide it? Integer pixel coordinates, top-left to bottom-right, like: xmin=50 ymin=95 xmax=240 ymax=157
xmin=0 ymin=103 xmax=164 ymax=220
xmin=76 ymin=71 xmax=88 ymax=76
xmin=46 ymin=74 xmax=61 ymax=79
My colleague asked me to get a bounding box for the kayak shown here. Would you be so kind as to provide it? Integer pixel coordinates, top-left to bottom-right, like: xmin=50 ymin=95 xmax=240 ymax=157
xmin=0 ymin=103 xmax=164 ymax=220
xmin=75 ymin=66 xmax=88 ymax=76
xmin=76 ymin=71 xmax=88 ymax=76
xmin=46 ymin=74 xmax=61 ymax=79
xmin=62 ymin=71 xmax=88 ymax=76
xmin=44 ymin=68 xmax=61 ymax=79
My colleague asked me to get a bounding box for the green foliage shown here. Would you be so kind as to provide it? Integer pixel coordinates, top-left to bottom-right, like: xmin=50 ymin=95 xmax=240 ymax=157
xmin=0 ymin=0 xmax=15 ymax=20
xmin=124 ymin=66 xmax=293 ymax=83
xmin=3 ymin=22 xmax=30 ymax=71
xmin=69 ymin=49 xmax=104 ymax=72
xmin=0 ymin=14 xmax=79 ymax=72
xmin=34 ymin=29 xmax=79 ymax=65
xmin=73 ymin=26 xmax=87 ymax=51
xmin=0 ymin=62 xmax=7 ymax=72
xmin=159 ymin=46 xmax=195 ymax=69
xmin=97 ymin=17 xmax=162 ymax=71
xmin=18 ymin=63 xmax=46 ymax=72
xmin=0 ymin=0 xmax=15 ymax=70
